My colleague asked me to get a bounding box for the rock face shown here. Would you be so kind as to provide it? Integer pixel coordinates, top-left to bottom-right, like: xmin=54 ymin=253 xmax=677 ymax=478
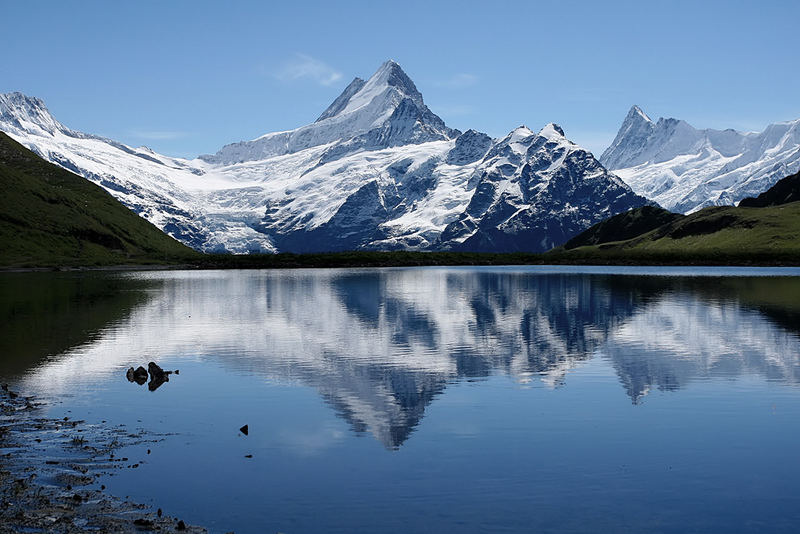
xmin=439 ymin=124 xmax=651 ymax=252
xmin=601 ymin=105 xmax=800 ymax=213
xmin=0 ymin=62 xmax=649 ymax=253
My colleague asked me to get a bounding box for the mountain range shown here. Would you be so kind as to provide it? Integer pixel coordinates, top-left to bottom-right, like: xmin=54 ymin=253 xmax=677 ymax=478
xmin=2 ymin=61 xmax=799 ymax=255
xmin=601 ymin=105 xmax=800 ymax=213
xmin=0 ymin=61 xmax=649 ymax=254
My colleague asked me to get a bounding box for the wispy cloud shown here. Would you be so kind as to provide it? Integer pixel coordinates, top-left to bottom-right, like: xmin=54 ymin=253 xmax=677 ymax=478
xmin=274 ymin=53 xmax=343 ymax=87
xmin=433 ymin=73 xmax=478 ymax=89
xmin=128 ymin=130 xmax=188 ymax=140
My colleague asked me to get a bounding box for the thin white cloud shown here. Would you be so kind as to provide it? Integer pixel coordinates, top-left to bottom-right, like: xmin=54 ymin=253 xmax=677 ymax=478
xmin=129 ymin=130 xmax=188 ymax=140
xmin=433 ymin=73 xmax=478 ymax=89
xmin=275 ymin=53 xmax=342 ymax=87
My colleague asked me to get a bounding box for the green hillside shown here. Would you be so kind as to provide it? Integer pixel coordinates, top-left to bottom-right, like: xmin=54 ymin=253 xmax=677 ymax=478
xmin=563 ymin=205 xmax=683 ymax=249
xmin=550 ymin=202 xmax=800 ymax=264
xmin=0 ymin=132 xmax=198 ymax=268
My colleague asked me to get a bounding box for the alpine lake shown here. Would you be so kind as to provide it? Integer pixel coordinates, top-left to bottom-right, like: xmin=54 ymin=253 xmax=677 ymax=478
xmin=2 ymin=266 xmax=800 ymax=533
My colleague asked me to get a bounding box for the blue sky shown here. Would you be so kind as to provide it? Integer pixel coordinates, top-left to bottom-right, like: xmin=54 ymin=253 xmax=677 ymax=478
xmin=3 ymin=0 xmax=798 ymax=158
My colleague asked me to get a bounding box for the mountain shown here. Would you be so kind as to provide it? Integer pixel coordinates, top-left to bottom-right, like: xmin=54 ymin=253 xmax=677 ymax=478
xmin=0 ymin=132 xmax=197 ymax=267
xmin=1 ymin=61 xmax=649 ymax=254
xmin=600 ymin=105 xmax=800 ymax=213
xmin=739 ymin=169 xmax=800 ymax=207
xmin=200 ymin=60 xmax=459 ymax=165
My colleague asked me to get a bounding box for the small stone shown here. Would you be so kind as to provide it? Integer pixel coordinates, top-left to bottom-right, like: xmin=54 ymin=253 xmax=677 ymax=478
xmin=239 ymin=425 xmax=249 ymax=436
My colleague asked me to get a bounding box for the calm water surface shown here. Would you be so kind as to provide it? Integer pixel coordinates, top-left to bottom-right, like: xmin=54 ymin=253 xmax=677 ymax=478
xmin=2 ymin=266 xmax=800 ymax=533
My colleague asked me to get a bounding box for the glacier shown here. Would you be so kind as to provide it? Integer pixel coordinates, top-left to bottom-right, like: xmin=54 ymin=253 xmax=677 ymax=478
xmin=601 ymin=105 xmax=800 ymax=213
xmin=0 ymin=61 xmax=649 ymax=253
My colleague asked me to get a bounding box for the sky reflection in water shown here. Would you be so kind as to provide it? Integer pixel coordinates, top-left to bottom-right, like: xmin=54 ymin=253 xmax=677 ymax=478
xmin=3 ymin=267 xmax=800 ymax=533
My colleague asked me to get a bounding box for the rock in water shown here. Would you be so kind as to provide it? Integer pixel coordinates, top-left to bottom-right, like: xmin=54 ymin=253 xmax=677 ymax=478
xmin=147 ymin=362 xmax=165 ymax=380
xmin=240 ymin=425 xmax=249 ymax=436
xmin=130 ymin=366 xmax=148 ymax=385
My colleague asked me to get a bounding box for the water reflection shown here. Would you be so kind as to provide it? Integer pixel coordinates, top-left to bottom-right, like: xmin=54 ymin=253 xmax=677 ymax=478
xmin=8 ymin=268 xmax=800 ymax=448
xmin=0 ymin=272 xmax=157 ymax=378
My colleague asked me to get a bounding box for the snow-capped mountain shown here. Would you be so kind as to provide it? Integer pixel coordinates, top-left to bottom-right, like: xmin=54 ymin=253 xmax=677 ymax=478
xmin=601 ymin=105 xmax=800 ymax=213
xmin=1 ymin=61 xmax=649 ymax=253
xmin=0 ymin=92 xmax=275 ymax=252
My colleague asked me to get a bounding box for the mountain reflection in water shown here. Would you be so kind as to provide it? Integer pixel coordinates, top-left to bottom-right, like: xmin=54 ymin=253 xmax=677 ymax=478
xmin=12 ymin=268 xmax=800 ymax=449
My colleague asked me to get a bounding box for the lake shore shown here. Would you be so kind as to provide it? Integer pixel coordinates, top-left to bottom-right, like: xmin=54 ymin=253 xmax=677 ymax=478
xmin=2 ymin=249 xmax=800 ymax=273
xmin=0 ymin=386 xmax=205 ymax=534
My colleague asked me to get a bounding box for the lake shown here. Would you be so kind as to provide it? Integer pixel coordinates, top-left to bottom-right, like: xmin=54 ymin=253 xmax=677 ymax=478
xmin=2 ymin=266 xmax=800 ymax=533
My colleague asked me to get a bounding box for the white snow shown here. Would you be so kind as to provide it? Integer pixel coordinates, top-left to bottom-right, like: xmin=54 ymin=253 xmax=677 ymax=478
xmin=602 ymin=106 xmax=800 ymax=213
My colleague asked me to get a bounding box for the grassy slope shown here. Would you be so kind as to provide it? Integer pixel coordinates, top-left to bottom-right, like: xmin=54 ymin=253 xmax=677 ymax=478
xmin=563 ymin=206 xmax=683 ymax=249
xmin=550 ymin=203 xmax=800 ymax=264
xmin=0 ymin=132 xmax=198 ymax=267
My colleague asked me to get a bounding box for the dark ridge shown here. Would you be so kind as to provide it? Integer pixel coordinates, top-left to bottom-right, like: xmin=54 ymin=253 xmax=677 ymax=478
xmin=739 ymin=169 xmax=800 ymax=207
xmin=564 ymin=206 xmax=682 ymax=250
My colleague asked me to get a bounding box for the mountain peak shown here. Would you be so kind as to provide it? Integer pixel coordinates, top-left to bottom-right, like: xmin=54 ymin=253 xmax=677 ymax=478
xmin=539 ymin=123 xmax=566 ymax=139
xmin=600 ymin=104 xmax=658 ymax=169
xmin=0 ymin=91 xmax=67 ymax=136
xmin=626 ymin=105 xmax=652 ymax=125
xmin=316 ymin=60 xmax=424 ymax=124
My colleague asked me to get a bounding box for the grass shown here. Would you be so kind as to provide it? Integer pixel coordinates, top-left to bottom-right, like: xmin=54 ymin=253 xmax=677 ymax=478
xmin=0 ymin=132 xmax=199 ymax=268
xmin=548 ymin=203 xmax=800 ymax=265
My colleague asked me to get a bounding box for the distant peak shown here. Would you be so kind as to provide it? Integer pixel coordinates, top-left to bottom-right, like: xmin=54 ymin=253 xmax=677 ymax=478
xmin=366 ymin=59 xmax=421 ymax=99
xmin=625 ymin=105 xmax=652 ymax=124
xmin=1 ymin=91 xmax=47 ymax=111
xmin=539 ymin=123 xmax=565 ymax=138
xmin=380 ymin=59 xmax=400 ymax=69
xmin=0 ymin=91 xmax=66 ymax=136
xmin=314 ymin=60 xmax=425 ymax=124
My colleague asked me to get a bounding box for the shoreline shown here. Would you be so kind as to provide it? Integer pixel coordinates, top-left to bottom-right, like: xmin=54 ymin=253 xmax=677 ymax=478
xmin=0 ymin=386 xmax=205 ymax=533
xmin=2 ymin=253 xmax=800 ymax=273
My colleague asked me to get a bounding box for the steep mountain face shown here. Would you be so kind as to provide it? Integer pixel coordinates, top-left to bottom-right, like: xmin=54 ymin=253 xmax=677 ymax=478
xmin=601 ymin=105 xmax=800 ymax=213
xmin=439 ymin=124 xmax=650 ymax=252
xmin=1 ymin=61 xmax=648 ymax=253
